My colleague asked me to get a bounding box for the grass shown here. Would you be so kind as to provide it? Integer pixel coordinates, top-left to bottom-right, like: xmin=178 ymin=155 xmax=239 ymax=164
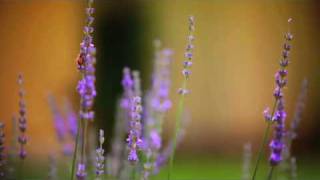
xmin=15 ymin=154 xmax=320 ymax=180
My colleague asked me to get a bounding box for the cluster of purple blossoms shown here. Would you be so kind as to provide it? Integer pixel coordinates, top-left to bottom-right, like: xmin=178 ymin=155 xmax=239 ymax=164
xmin=76 ymin=0 xmax=96 ymax=179
xmin=48 ymin=96 xmax=67 ymax=143
xmin=65 ymin=100 xmax=78 ymax=140
xmin=95 ymin=129 xmax=105 ymax=176
xmin=264 ymin=19 xmax=293 ymax=166
xmin=127 ymin=96 xmax=143 ymax=163
xmin=76 ymin=163 xmax=86 ymax=180
xmin=0 ymin=122 xmax=5 ymax=178
xmin=48 ymin=96 xmax=77 ymax=156
xmin=150 ymin=46 xmax=173 ymax=113
xmin=76 ymin=0 xmax=96 ymax=122
xmin=178 ymin=16 xmax=195 ymax=95
xmin=121 ymin=67 xmax=134 ymax=112
xmin=17 ymin=74 xmax=27 ymax=160
xmin=289 ymin=78 xmax=308 ymax=140
xmin=269 ymin=99 xmax=286 ymax=166
xmin=143 ymin=40 xmax=173 ymax=178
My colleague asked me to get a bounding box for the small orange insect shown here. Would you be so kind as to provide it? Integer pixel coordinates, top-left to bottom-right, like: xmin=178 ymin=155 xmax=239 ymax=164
xmin=76 ymin=53 xmax=85 ymax=66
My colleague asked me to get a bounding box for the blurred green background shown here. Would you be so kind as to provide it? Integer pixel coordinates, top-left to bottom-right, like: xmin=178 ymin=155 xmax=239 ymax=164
xmin=0 ymin=0 xmax=320 ymax=179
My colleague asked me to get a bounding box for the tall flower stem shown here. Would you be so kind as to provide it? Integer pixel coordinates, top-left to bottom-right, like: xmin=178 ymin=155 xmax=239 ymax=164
xmin=252 ymin=100 xmax=278 ymax=180
xmin=19 ymin=158 xmax=24 ymax=180
xmin=168 ymin=80 xmax=187 ymax=180
xmin=70 ymin=117 xmax=82 ymax=180
xmin=267 ymin=167 xmax=274 ymax=180
xmin=80 ymin=120 xmax=88 ymax=164
xmin=168 ymin=15 xmax=194 ymax=180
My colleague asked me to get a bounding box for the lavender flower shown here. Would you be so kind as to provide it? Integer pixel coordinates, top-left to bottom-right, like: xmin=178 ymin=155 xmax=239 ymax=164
xmin=76 ymin=163 xmax=86 ymax=180
xmin=72 ymin=0 xmax=96 ymax=179
xmin=143 ymin=40 xmax=173 ymax=179
xmin=77 ymin=0 xmax=97 ymax=122
xmin=280 ymin=78 xmax=308 ymax=180
xmin=132 ymin=70 xmax=142 ymax=96
xmin=64 ymin=99 xmax=78 ymax=140
xmin=289 ymin=78 xmax=308 ymax=140
xmin=48 ymin=95 xmax=67 ymax=142
xmin=127 ymin=96 xmax=143 ymax=163
xmin=252 ymin=18 xmax=293 ymax=180
xmin=17 ymin=74 xmax=27 ymax=160
xmin=108 ymin=100 xmax=127 ymax=177
xmin=154 ymin=110 xmax=190 ymax=174
xmin=168 ymin=16 xmax=195 ymax=180
xmin=269 ymin=99 xmax=286 ymax=166
xmin=121 ymin=67 xmax=134 ymax=111
xmin=268 ymin=19 xmax=293 ymax=167
xmin=0 ymin=122 xmax=5 ymax=178
xmin=178 ymin=15 xmax=195 ymax=95
xmin=95 ymin=129 xmax=105 ymax=177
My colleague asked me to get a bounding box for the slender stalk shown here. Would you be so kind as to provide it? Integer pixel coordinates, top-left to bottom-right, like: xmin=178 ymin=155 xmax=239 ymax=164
xmin=19 ymin=158 xmax=24 ymax=180
xmin=70 ymin=118 xmax=82 ymax=180
xmin=80 ymin=120 xmax=88 ymax=164
xmin=252 ymin=100 xmax=278 ymax=180
xmin=267 ymin=166 xmax=274 ymax=180
xmin=168 ymin=80 xmax=187 ymax=180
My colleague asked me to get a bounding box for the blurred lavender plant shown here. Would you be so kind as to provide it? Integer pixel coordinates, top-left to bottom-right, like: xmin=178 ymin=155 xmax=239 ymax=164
xmin=17 ymin=74 xmax=27 ymax=161
xmin=48 ymin=96 xmax=67 ymax=145
xmin=17 ymin=74 xmax=28 ymax=180
xmin=290 ymin=157 xmax=297 ymax=180
xmin=168 ymin=15 xmax=195 ymax=180
xmin=48 ymin=96 xmax=77 ymax=157
xmin=242 ymin=143 xmax=252 ymax=180
xmin=252 ymin=18 xmax=293 ymax=180
xmin=143 ymin=40 xmax=173 ymax=179
xmin=6 ymin=116 xmax=18 ymax=179
xmin=71 ymin=0 xmax=97 ymax=179
xmin=64 ymin=99 xmax=78 ymax=141
xmin=127 ymin=96 xmax=143 ymax=163
xmin=107 ymin=100 xmax=127 ymax=177
xmin=95 ymin=130 xmax=105 ymax=179
xmin=121 ymin=67 xmax=135 ymax=128
xmin=0 ymin=122 xmax=5 ymax=178
xmin=279 ymin=78 xmax=308 ymax=180
xmin=154 ymin=110 xmax=190 ymax=175
xmin=47 ymin=154 xmax=58 ymax=180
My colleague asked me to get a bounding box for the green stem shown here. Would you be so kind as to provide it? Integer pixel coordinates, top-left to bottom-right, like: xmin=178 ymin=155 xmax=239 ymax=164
xmin=19 ymin=159 xmax=24 ymax=180
xmin=252 ymin=100 xmax=278 ymax=180
xmin=168 ymin=80 xmax=187 ymax=180
xmin=252 ymin=122 xmax=271 ymax=180
xmin=70 ymin=118 xmax=82 ymax=180
xmin=267 ymin=166 xmax=274 ymax=180
xmin=80 ymin=120 xmax=88 ymax=164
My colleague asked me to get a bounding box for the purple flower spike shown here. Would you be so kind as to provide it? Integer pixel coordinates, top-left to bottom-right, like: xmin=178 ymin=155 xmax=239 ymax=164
xmin=76 ymin=163 xmax=86 ymax=180
xmin=127 ymin=96 xmax=143 ymax=163
xmin=17 ymin=74 xmax=27 ymax=160
xmin=128 ymin=149 xmax=138 ymax=163
xmin=268 ymin=19 xmax=293 ymax=167
xmin=263 ymin=108 xmax=272 ymax=122
xmin=289 ymin=79 xmax=308 ymax=140
xmin=121 ymin=67 xmax=134 ymax=111
xmin=180 ymin=16 xmax=195 ymax=85
xmin=74 ymin=0 xmax=95 ymax=179
xmin=77 ymin=0 xmax=96 ymax=123
xmin=95 ymin=129 xmax=105 ymax=176
xmin=64 ymin=99 xmax=78 ymax=140
xmin=48 ymin=95 xmax=67 ymax=142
